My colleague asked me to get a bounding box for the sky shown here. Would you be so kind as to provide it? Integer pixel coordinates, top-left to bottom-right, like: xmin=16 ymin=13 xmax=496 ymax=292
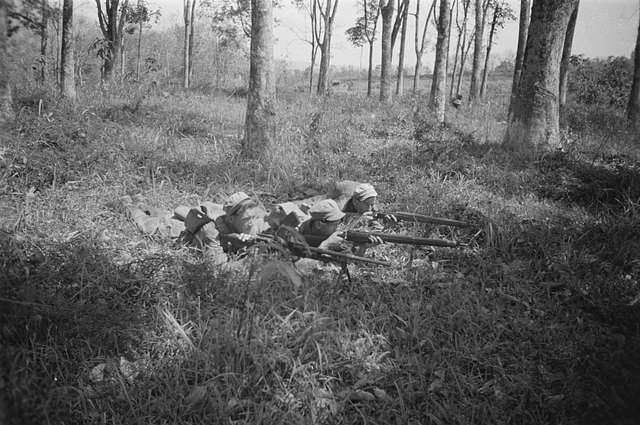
xmin=76 ymin=0 xmax=640 ymax=70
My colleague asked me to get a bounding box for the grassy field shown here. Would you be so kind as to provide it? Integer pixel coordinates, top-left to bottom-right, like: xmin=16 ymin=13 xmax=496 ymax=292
xmin=1 ymin=77 xmax=640 ymax=425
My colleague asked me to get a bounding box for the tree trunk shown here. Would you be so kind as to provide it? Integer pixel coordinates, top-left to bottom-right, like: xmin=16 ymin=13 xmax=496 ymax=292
xmin=189 ymin=0 xmax=196 ymax=83
xmin=395 ymin=0 xmax=408 ymax=97
xmin=183 ymin=0 xmax=191 ymax=88
xmin=243 ymin=0 xmax=275 ymax=160
xmin=559 ymin=1 xmax=578 ymax=110
xmin=60 ymin=0 xmax=76 ymax=100
xmin=628 ymin=7 xmax=640 ymax=129
xmin=469 ymin=0 xmax=483 ymax=101
xmin=367 ymin=39 xmax=374 ymax=96
xmin=444 ymin=0 xmax=455 ymax=96
xmin=379 ymin=0 xmax=394 ymax=102
xmin=40 ymin=0 xmax=49 ymax=83
xmin=136 ymin=0 xmax=143 ymax=80
xmin=510 ymin=0 xmax=531 ymax=112
xmin=309 ymin=47 xmax=316 ymax=94
xmin=456 ymin=30 xmax=473 ymax=96
xmin=479 ymin=2 xmax=498 ymax=98
xmin=430 ymin=0 xmax=450 ymax=123
xmin=504 ymin=0 xmax=580 ymax=155
xmin=0 ymin=0 xmax=13 ymax=125
xmin=120 ymin=37 xmax=126 ymax=76
xmin=413 ymin=0 xmax=435 ymax=93
xmin=317 ymin=0 xmax=337 ymax=95
xmin=450 ymin=2 xmax=462 ymax=97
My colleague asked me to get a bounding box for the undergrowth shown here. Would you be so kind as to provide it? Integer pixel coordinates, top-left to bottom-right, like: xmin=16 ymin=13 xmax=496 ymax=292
xmin=1 ymin=80 xmax=639 ymax=425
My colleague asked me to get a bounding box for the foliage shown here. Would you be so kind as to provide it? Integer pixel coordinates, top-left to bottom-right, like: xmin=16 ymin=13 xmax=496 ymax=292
xmin=345 ymin=0 xmax=380 ymax=47
xmin=568 ymin=55 xmax=633 ymax=109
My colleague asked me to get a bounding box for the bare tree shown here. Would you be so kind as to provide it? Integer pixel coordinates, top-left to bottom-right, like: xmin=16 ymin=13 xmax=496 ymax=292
xmin=558 ymin=1 xmax=578 ymax=110
xmin=346 ymin=0 xmax=380 ymax=96
xmin=395 ymin=0 xmax=409 ymax=96
xmin=510 ymin=0 xmax=530 ymax=111
xmin=430 ymin=0 xmax=451 ymax=123
xmin=183 ymin=0 xmax=192 ymax=88
xmin=469 ymin=0 xmax=486 ymax=101
xmin=503 ymin=0 xmax=580 ymax=155
xmin=451 ymin=0 xmax=470 ymax=97
xmin=628 ymin=5 xmax=640 ymax=130
xmin=479 ymin=0 xmax=515 ymax=98
xmin=60 ymin=0 xmax=75 ymax=99
xmin=189 ymin=0 xmax=196 ymax=82
xmin=243 ymin=0 xmax=275 ymax=159
xmin=316 ymin=0 xmax=339 ymax=95
xmin=95 ymin=0 xmax=130 ymax=81
xmin=0 ymin=0 xmax=13 ymax=125
xmin=379 ymin=0 xmax=394 ymax=102
xmin=412 ymin=0 xmax=436 ymax=93
xmin=39 ymin=0 xmax=48 ymax=83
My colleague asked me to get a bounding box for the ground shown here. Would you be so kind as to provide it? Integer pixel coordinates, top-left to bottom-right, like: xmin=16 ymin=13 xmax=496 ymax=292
xmin=1 ymin=78 xmax=639 ymax=425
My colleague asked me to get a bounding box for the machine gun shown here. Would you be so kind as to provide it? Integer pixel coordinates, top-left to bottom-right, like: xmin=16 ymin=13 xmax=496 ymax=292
xmin=349 ymin=211 xmax=472 ymax=228
xmin=221 ymin=226 xmax=391 ymax=282
xmin=302 ymin=230 xmax=465 ymax=248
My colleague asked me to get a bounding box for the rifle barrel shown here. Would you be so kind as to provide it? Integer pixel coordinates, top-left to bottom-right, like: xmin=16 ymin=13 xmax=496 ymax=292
xmin=344 ymin=230 xmax=460 ymax=248
xmin=383 ymin=212 xmax=472 ymax=228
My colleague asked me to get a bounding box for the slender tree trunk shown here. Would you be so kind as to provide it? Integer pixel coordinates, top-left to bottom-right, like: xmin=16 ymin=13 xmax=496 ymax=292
xmin=444 ymin=0 xmax=455 ymax=97
xmin=628 ymin=7 xmax=640 ymax=130
xmin=183 ymin=0 xmax=191 ymax=88
xmin=243 ymin=0 xmax=275 ymax=159
xmin=120 ymin=37 xmax=126 ymax=76
xmin=559 ymin=1 xmax=578 ymax=110
xmin=395 ymin=0 xmax=409 ymax=96
xmin=317 ymin=0 xmax=337 ymax=95
xmin=367 ymin=40 xmax=374 ymax=96
xmin=0 ymin=0 xmax=13 ymax=125
xmin=450 ymin=4 xmax=462 ymax=97
xmin=379 ymin=0 xmax=394 ymax=102
xmin=136 ymin=18 xmax=142 ymax=80
xmin=413 ymin=0 xmax=435 ymax=93
xmin=40 ymin=0 xmax=49 ymax=83
xmin=188 ymin=0 xmax=196 ymax=83
xmin=469 ymin=0 xmax=483 ymax=100
xmin=504 ymin=0 xmax=580 ymax=155
xmin=309 ymin=47 xmax=316 ymax=93
xmin=456 ymin=31 xmax=473 ymax=96
xmin=60 ymin=0 xmax=76 ymax=100
xmin=510 ymin=0 xmax=531 ymax=114
xmin=430 ymin=0 xmax=451 ymax=123
xmin=479 ymin=3 xmax=498 ymax=98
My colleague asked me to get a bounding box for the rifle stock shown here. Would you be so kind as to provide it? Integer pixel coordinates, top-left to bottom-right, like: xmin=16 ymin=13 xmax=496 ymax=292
xmin=344 ymin=230 xmax=462 ymax=248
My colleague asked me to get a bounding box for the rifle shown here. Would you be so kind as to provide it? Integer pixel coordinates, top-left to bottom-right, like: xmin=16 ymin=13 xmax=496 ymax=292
xmin=303 ymin=230 xmax=464 ymax=248
xmin=346 ymin=211 xmax=472 ymax=228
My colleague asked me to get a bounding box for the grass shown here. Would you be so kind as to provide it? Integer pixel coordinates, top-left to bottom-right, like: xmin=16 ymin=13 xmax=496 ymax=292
xmin=1 ymin=77 xmax=640 ymax=425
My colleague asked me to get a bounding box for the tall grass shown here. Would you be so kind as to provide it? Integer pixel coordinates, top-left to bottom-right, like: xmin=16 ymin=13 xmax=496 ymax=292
xmin=1 ymin=78 xmax=639 ymax=424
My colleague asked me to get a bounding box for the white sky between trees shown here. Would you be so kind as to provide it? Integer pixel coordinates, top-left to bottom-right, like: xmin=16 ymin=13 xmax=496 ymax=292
xmin=75 ymin=0 xmax=639 ymax=71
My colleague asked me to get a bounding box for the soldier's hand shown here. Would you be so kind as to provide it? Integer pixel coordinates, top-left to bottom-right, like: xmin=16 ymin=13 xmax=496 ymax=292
xmin=237 ymin=233 xmax=255 ymax=242
xmin=383 ymin=213 xmax=398 ymax=223
xmin=367 ymin=235 xmax=384 ymax=245
xmin=362 ymin=211 xmax=376 ymax=221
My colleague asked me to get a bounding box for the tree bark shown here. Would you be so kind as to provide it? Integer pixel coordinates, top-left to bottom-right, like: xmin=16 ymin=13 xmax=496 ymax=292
xmin=183 ymin=0 xmax=191 ymax=88
xmin=559 ymin=1 xmax=578 ymax=109
xmin=430 ymin=0 xmax=450 ymax=123
xmin=0 ymin=0 xmax=13 ymax=125
xmin=395 ymin=0 xmax=409 ymax=96
xmin=469 ymin=0 xmax=483 ymax=101
xmin=317 ymin=0 xmax=338 ymax=95
xmin=504 ymin=0 xmax=580 ymax=155
xmin=189 ymin=0 xmax=196 ymax=83
xmin=367 ymin=39 xmax=374 ymax=96
xmin=628 ymin=6 xmax=640 ymax=130
xmin=40 ymin=0 xmax=49 ymax=83
xmin=136 ymin=0 xmax=143 ymax=80
xmin=479 ymin=1 xmax=498 ymax=98
xmin=60 ymin=0 xmax=76 ymax=100
xmin=456 ymin=30 xmax=473 ymax=96
xmin=379 ymin=0 xmax=394 ymax=102
xmin=449 ymin=0 xmax=462 ymax=97
xmin=243 ymin=0 xmax=275 ymax=160
xmin=510 ymin=0 xmax=530 ymax=112
xmin=96 ymin=0 xmax=129 ymax=81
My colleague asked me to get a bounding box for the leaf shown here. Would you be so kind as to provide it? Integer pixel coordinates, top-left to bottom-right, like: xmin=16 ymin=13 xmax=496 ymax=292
xmin=184 ymin=385 xmax=208 ymax=411
xmin=344 ymin=389 xmax=376 ymax=402
xmin=89 ymin=363 xmax=107 ymax=383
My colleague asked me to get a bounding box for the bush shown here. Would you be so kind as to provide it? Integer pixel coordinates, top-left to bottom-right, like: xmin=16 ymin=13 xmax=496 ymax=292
xmin=568 ymin=55 xmax=633 ymax=109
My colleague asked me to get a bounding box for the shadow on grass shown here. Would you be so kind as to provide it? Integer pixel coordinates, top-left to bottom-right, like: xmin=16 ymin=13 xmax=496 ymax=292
xmin=0 ymin=232 xmax=186 ymax=425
